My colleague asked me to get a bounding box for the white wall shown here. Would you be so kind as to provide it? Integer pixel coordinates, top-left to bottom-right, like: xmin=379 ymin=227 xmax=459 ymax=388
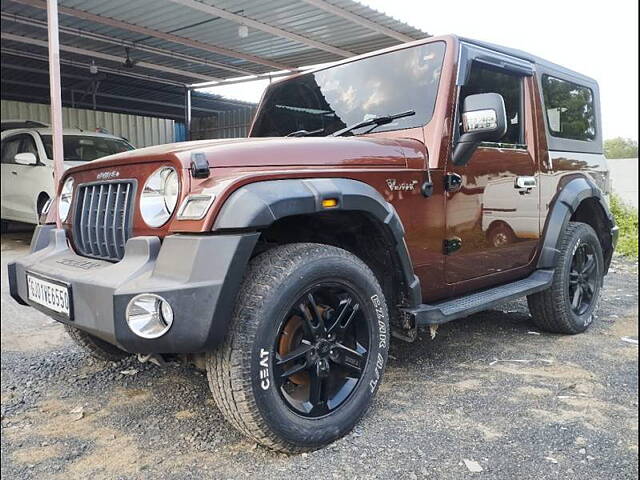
xmin=609 ymin=158 xmax=639 ymax=208
xmin=0 ymin=100 xmax=174 ymax=148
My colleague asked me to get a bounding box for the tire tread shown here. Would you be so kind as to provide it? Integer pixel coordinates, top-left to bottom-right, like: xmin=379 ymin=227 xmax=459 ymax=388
xmin=206 ymin=243 xmax=383 ymax=453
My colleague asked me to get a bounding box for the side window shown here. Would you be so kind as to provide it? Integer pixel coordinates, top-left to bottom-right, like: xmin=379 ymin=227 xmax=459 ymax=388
xmin=460 ymin=64 xmax=524 ymax=146
xmin=1 ymin=136 xmax=22 ymax=164
xmin=20 ymin=135 xmax=39 ymax=157
xmin=541 ymin=75 xmax=596 ymax=141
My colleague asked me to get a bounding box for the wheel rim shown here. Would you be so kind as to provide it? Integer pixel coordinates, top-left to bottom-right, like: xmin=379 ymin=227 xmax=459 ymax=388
xmin=273 ymin=283 xmax=370 ymax=418
xmin=493 ymin=232 xmax=508 ymax=247
xmin=568 ymin=242 xmax=598 ymax=316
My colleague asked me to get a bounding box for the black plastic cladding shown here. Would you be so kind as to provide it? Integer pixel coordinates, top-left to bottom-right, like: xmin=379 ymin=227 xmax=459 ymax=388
xmin=537 ymin=176 xmax=617 ymax=273
xmin=213 ymin=178 xmax=422 ymax=307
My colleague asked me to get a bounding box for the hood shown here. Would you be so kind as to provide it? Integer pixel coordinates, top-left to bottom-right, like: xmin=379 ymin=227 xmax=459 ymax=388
xmin=65 ymin=136 xmax=427 ymax=173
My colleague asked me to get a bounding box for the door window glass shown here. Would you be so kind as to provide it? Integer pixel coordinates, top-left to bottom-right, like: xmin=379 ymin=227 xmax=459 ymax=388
xmin=460 ymin=64 xmax=524 ymax=146
xmin=20 ymin=135 xmax=38 ymax=157
xmin=1 ymin=136 xmax=23 ymax=164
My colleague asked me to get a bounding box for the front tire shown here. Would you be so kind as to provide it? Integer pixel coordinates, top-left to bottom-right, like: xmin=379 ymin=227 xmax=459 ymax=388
xmin=527 ymin=222 xmax=604 ymax=334
xmin=206 ymin=243 xmax=390 ymax=452
xmin=64 ymin=325 xmax=131 ymax=361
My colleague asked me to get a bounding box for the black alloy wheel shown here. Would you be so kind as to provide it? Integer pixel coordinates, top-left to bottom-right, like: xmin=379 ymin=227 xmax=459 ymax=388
xmin=568 ymin=242 xmax=599 ymax=316
xmin=274 ymin=285 xmax=369 ymax=417
xmin=527 ymin=222 xmax=604 ymax=334
xmin=206 ymin=243 xmax=390 ymax=452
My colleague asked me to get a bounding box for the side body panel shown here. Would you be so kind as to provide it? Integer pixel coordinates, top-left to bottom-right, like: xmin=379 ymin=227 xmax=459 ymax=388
xmin=443 ymin=66 xmax=542 ymax=293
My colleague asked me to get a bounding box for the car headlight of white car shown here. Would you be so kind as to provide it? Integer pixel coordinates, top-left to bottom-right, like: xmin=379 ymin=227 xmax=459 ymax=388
xmin=58 ymin=177 xmax=74 ymax=221
xmin=140 ymin=167 xmax=179 ymax=227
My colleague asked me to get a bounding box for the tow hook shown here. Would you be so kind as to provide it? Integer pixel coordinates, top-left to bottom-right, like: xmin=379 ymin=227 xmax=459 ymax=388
xmin=137 ymin=353 xmax=168 ymax=367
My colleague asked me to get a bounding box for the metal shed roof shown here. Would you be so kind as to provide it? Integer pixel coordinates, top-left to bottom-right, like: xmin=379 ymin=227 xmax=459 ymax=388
xmin=1 ymin=0 xmax=429 ymax=85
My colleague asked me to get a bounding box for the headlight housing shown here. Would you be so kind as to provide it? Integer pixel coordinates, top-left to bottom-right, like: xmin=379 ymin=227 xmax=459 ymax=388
xmin=58 ymin=177 xmax=74 ymax=221
xmin=140 ymin=167 xmax=179 ymax=227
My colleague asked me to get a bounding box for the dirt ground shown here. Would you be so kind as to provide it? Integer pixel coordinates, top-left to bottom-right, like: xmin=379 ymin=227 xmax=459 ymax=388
xmin=1 ymin=225 xmax=638 ymax=479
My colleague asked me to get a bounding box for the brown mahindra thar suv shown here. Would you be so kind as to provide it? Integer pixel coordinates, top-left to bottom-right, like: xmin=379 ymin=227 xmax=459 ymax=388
xmin=8 ymin=35 xmax=618 ymax=452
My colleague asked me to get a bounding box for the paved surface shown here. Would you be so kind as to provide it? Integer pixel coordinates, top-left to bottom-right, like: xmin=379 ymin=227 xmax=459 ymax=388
xmin=1 ymin=225 xmax=638 ymax=479
xmin=609 ymin=158 xmax=638 ymax=208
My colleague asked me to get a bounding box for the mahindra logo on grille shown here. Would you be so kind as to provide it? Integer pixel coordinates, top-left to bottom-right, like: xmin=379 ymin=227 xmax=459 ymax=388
xmin=97 ymin=170 xmax=120 ymax=180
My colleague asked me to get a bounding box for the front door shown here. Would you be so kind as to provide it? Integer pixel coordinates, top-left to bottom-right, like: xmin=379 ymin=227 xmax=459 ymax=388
xmin=0 ymin=133 xmax=47 ymax=223
xmin=1 ymin=134 xmax=24 ymax=221
xmin=445 ymin=61 xmax=540 ymax=285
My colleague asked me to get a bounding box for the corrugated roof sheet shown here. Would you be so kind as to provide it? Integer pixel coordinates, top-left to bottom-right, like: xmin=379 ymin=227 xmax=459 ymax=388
xmin=1 ymin=0 xmax=429 ymax=119
xmin=2 ymin=0 xmax=428 ymax=80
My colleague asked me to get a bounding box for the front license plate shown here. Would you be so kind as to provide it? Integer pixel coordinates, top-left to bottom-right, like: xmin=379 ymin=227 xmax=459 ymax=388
xmin=26 ymin=273 xmax=71 ymax=318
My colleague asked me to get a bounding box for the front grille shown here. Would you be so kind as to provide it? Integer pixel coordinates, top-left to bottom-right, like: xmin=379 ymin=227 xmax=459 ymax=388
xmin=73 ymin=181 xmax=135 ymax=261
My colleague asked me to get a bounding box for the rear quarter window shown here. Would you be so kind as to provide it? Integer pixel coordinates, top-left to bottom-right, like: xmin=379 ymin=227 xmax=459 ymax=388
xmin=541 ymin=75 xmax=596 ymax=141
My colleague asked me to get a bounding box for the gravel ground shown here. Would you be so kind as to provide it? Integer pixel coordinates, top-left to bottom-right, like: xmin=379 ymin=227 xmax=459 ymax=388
xmin=1 ymin=226 xmax=638 ymax=480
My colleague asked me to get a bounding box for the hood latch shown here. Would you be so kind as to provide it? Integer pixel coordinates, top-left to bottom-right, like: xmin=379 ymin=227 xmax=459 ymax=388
xmin=190 ymin=152 xmax=210 ymax=178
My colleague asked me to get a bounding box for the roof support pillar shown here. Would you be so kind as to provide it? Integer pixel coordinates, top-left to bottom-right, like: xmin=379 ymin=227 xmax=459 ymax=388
xmin=46 ymin=0 xmax=64 ymax=228
xmin=185 ymin=87 xmax=192 ymax=142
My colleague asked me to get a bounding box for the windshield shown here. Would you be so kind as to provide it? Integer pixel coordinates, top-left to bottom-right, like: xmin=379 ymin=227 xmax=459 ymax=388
xmin=251 ymin=41 xmax=445 ymax=137
xmin=41 ymin=135 xmax=134 ymax=162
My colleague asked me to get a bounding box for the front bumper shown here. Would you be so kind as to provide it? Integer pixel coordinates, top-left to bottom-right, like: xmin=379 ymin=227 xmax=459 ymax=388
xmin=8 ymin=226 xmax=259 ymax=353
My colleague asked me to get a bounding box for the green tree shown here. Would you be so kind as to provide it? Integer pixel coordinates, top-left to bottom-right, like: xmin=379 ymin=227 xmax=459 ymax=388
xmin=604 ymin=137 xmax=638 ymax=159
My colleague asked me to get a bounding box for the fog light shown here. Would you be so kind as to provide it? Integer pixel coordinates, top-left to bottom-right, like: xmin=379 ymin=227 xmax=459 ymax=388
xmin=126 ymin=294 xmax=174 ymax=339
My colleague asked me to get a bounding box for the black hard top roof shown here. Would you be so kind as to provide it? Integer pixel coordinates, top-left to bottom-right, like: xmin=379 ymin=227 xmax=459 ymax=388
xmin=459 ymin=36 xmax=598 ymax=87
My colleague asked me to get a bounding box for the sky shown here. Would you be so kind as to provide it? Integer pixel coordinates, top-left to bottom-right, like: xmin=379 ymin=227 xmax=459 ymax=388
xmin=203 ymin=0 xmax=638 ymax=140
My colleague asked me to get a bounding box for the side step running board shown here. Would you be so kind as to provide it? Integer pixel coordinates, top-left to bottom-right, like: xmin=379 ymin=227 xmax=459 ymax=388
xmin=403 ymin=270 xmax=554 ymax=326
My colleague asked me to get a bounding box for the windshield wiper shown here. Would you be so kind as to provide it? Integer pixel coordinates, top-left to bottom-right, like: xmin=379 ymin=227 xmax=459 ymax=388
xmin=286 ymin=128 xmax=325 ymax=137
xmin=331 ymin=110 xmax=415 ymax=137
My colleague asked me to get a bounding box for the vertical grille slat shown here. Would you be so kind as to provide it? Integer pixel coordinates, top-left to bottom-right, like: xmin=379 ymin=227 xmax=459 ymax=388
xmin=112 ymin=184 xmax=122 ymax=259
xmin=103 ymin=184 xmax=113 ymax=259
xmin=78 ymin=187 xmax=89 ymax=253
xmin=73 ymin=181 xmax=134 ymax=262
xmin=95 ymin=185 xmax=105 ymax=257
xmin=120 ymin=184 xmax=131 ymax=253
xmin=87 ymin=185 xmax=96 ymax=256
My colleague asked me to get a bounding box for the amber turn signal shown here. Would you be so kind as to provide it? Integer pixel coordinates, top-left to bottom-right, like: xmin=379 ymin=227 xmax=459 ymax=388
xmin=322 ymin=198 xmax=338 ymax=208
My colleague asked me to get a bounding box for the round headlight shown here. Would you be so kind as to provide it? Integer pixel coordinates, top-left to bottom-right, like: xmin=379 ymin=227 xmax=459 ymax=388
xmin=140 ymin=167 xmax=179 ymax=227
xmin=58 ymin=177 xmax=74 ymax=221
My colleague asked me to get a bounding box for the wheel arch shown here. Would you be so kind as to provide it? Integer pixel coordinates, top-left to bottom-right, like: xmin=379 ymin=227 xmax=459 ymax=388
xmin=36 ymin=191 xmax=50 ymax=214
xmin=538 ymin=176 xmax=617 ymax=273
xmin=213 ymin=178 xmax=422 ymax=309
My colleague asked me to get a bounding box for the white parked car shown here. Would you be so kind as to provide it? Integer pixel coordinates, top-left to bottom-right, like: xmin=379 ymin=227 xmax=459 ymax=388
xmin=1 ymin=127 xmax=134 ymax=228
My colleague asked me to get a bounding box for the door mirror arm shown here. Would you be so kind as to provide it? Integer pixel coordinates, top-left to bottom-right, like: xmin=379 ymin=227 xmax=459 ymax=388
xmin=452 ymin=93 xmax=508 ymax=166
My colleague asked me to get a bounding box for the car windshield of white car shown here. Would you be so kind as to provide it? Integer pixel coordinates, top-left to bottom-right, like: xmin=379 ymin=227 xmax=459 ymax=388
xmin=41 ymin=135 xmax=134 ymax=162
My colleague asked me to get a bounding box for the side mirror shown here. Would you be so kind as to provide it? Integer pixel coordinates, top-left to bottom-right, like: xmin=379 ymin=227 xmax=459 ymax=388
xmin=452 ymin=93 xmax=507 ymax=166
xmin=14 ymin=152 xmax=38 ymax=166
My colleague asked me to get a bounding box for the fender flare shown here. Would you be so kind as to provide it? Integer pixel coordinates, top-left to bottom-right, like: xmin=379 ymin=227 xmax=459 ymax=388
xmin=213 ymin=178 xmax=422 ymax=307
xmin=537 ymin=176 xmax=616 ymax=271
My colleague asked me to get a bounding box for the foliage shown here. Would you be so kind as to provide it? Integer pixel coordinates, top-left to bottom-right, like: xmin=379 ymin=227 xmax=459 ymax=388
xmin=610 ymin=194 xmax=638 ymax=258
xmin=604 ymin=137 xmax=638 ymax=159
xmin=542 ymin=76 xmax=595 ymax=141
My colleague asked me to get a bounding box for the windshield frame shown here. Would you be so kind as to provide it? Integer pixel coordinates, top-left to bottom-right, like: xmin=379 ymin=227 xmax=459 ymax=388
xmin=249 ymin=40 xmax=447 ymax=138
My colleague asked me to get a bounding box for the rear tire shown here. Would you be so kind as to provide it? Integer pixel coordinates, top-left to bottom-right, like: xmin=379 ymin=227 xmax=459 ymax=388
xmin=206 ymin=243 xmax=389 ymax=452
xmin=527 ymin=222 xmax=604 ymax=334
xmin=64 ymin=324 xmax=131 ymax=361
